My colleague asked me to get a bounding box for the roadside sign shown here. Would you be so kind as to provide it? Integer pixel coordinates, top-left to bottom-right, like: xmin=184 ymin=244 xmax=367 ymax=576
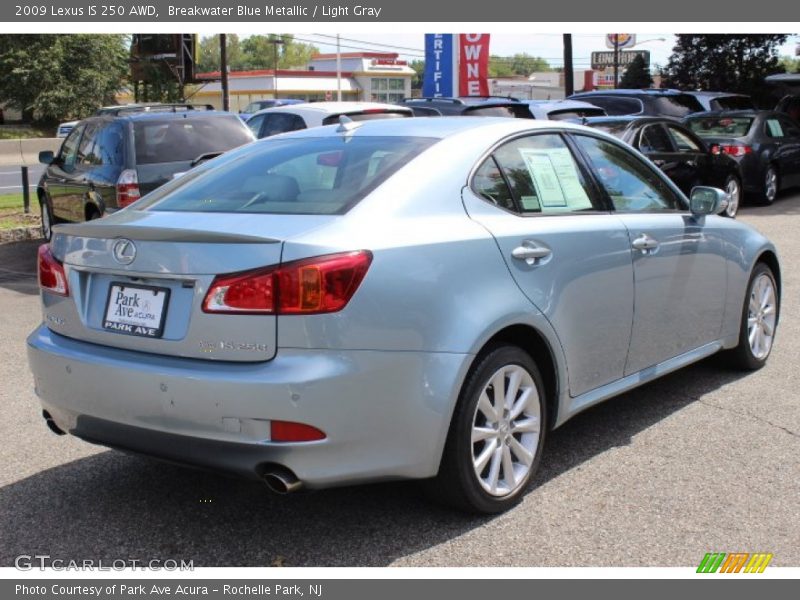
xmin=591 ymin=50 xmax=650 ymax=70
xmin=606 ymin=34 xmax=636 ymax=49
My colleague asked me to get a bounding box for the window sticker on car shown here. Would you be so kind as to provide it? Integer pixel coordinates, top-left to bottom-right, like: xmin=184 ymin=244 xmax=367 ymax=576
xmin=519 ymin=148 xmax=593 ymax=211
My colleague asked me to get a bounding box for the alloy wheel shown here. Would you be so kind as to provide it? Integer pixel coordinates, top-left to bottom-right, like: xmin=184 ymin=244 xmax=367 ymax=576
xmin=747 ymin=273 xmax=777 ymax=360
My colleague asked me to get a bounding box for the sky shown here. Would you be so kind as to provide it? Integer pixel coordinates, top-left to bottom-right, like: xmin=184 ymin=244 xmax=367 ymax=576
xmin=277 ymin=33 xmax=799 ymax=71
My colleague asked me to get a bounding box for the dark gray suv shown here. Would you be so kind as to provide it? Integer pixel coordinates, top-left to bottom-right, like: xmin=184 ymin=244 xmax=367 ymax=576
xmin=37 ymin=105 xmax=254 ymax=239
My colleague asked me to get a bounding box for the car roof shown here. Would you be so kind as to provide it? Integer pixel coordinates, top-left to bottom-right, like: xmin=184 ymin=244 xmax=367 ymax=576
xmin=527 ymin=99 xmax=601 ymax=110
xmin=260 ymin=114 xmax=596 ymax=142
xmin=582 ymin=115 xmax=671 ymax=126
xmin=402 ymin=96 xmax=522 ymax=106
xmin=684 ymin=91 xmax=750 ymax=98
xmin=89 ymin=110 xmax=237 ymax=123
xmin=251 ymin=101 xmax=410 ymax=118
xmin=572 ymin=89 xmax=691 ymax=97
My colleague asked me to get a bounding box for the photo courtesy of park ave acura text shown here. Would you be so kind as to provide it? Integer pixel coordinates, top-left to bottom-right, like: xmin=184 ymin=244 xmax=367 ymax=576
xmin=0 ymin=26 xmax=798 ymax=572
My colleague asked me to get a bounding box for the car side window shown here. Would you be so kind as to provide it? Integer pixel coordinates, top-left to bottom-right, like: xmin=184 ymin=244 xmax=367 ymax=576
xmin=639 ymin=125 xmax=673 ymax=153
xmin=778 ymin=117 xmax=800 ymax=138
xmin=584 ymin=96 xmax=643 ymax=116
xmin=765 ymin=119 xmax=785 ymax=138
xmin=246 ymin=114 xmax=265 ymax=137
xmin=261 ymin=113 xmax=307 ymax=137
xmin=77 ymin=122 xmax=100 ymax=166
xmin=476 ymin=134 xmax=598 ymax=214
xmin=666 ymin=125 xmax=703 ymax=153
xmin=93 ymin=123 xmax=125 ymax=166
xmin=574 ymin=135 xmax=684 ymax=212
xmin=58 ymin=124 xmax=84 ymax=172
xmin=472 ymin=156 xmax=515 ymax=211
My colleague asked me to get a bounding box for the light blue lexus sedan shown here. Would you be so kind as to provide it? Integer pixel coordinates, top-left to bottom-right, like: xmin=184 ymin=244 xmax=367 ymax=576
xmin=27 ymin=117 xmax=780 ymax=513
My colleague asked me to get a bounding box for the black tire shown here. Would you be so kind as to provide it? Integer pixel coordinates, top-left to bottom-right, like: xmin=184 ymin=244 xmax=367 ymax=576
xmin=427 ymin=345 xmax=547 ymax=514
xmin=727 ymin=263 xmax=779 ymax=370
xmin=723 ymin=175 xmax=741 ymax=218
xmin=39 ymin=199 xmax=54 ymax=241
xmin=759 ymin=165 xmax=779 ymax=205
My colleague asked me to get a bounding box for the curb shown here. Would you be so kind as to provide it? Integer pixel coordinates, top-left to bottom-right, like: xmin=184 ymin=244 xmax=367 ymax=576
xmin=0 ymin=226 xmax=42 ymax=245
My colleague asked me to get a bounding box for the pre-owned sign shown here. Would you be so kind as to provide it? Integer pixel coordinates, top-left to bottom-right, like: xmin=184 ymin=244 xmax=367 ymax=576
xmin=591 ymin=50 xmax=650 ymax=69
xmin=459 ymin=33 xmax=490 ymax=96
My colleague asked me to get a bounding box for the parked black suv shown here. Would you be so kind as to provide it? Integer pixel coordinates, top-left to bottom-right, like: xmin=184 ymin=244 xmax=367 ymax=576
xmin=568 ymin=89 xmax=705 ymax=118
xmin=37 ymin=104 xmax=255 ymax=239
xmin=398 ymin=96 xmax=533 ymax=118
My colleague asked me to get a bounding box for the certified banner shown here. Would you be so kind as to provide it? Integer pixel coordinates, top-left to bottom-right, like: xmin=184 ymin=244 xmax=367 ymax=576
xmin=423 ymin=34 xmax=457 ymax=97
xmin=459 ymin=33 xmax=490 ymax=96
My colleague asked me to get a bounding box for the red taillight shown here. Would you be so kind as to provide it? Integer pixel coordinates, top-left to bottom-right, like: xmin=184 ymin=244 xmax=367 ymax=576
xmin=270 ymin=420 xmax=326 ymax=442
xmin=38 ymin=244 xmax=68 ymax=296
xmin=720 ymin=144 xmax=752 ymax=157
xmin=709 ymin=143 xmax=721 ymax=155
xmin=116 ymin=169 xmax=141 ymax=208
xmin=202 ymin=250 xmax=372 ymax=315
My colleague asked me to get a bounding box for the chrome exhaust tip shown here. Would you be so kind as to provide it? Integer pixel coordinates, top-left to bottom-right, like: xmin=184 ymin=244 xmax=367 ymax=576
xmin=263 ymin=468 xmax=303 ymax=494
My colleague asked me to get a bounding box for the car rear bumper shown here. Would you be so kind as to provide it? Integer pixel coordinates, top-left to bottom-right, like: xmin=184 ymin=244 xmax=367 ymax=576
xmin=27 ymin=325 xmax=471 ymax=488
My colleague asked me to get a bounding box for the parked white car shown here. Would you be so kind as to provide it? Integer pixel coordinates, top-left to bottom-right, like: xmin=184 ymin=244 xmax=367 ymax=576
xmin=245 ymin=101 xmax=413 ymax=138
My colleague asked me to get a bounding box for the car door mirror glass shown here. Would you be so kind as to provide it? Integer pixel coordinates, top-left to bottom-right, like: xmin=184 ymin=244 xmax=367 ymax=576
xmin=39 ymin=150 xmax=54 ymax=164
xmin=690 ymin=186 xmax=728 ymax=215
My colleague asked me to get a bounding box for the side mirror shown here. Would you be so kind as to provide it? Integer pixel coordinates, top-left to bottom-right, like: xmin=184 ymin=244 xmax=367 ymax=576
xmin=690 ymin=186 xmax=728 ymax=216
xmin=39 ymin=150 xmax=55 ymax=164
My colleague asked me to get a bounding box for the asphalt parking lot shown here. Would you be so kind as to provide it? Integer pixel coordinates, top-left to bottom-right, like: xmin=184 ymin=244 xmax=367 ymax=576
xmin=0 ymin=199 xmax=798 ymax=568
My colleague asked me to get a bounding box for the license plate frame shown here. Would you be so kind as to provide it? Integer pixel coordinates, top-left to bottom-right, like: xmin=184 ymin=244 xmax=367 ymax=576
xmin=102 ymin=282 xmax=170 ymax=339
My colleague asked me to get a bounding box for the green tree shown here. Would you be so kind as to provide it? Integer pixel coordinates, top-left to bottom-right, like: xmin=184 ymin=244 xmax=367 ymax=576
xmin=197 ymin=34 xmax=318 ymax=73
xmin=779 ymin=55 xmax=800 ymax=73
xmin=409 ymin=59 xmax=424 ymax=90
xmin=619 ymin=54 xmax=653 ymax=89
xmin=662 ymin=35 xmax=788 ymax=104
xmin=0 ymin=34 xmax=128 ymax=122
xmin=489 ymin=53 xmax=551 ymax=78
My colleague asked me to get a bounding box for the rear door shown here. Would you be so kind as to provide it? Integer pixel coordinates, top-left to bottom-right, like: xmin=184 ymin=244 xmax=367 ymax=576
xmin=462 ymin=132 xmax=634 ymax=397
xmin=571 ymin=133 xmax=727 ymax=374
xmin=771 ymin=115 xmax=800 ymax=188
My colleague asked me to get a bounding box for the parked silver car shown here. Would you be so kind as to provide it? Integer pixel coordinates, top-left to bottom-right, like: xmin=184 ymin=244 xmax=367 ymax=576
xmin=28 ymin=118 xmax=780 ymax=513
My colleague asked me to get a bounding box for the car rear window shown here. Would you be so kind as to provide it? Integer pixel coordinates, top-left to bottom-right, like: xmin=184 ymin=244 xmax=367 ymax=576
xmin=463 ymin=105 xmax=531 ymax=118
xmin=712 ymin=96 xmax=755 ymax=111
xmin=133 ymin=116 xmax=254 ymax=165
xmin=547 ymin=108 xmax=606 ymax=121
xmin=143 ymin=136 xmax=437 ymax=215
xmin=584 ymin=121 xmax=630 ymax=137
xmin=320 ymin=111 xmax=411 ymax=125
xmin=652 ymin=95 xmax=705 ymax=117
xmin=685 ymin=117 xmax=754 ymax=138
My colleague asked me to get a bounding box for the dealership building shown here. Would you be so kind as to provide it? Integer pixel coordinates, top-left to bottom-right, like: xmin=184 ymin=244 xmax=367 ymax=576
xmin=188 ymin=52 xmax=415 ymax=111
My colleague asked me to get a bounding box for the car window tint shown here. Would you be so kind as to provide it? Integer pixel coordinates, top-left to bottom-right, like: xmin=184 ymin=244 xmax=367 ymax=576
xmin=93 ymin=122 xmax=125 ymax=166
xmin=582 ymin=97 xmax=643 ymax=116
xmin=653 ymin=95 xmax=704 ymax=117
xmin=58 ymin=124 xmax=84 ymax=171
xmin=143 ymin=136 xmax=437 ymax=215
xmin=548 ymin=108 xmax=606 ymax=121
xmin=261 ymin=113 xmax=307 ymax=137
xmin=246 ymin=114 xmax=265 ymax=137
xmin=77 ymin=122 xmax=100 ymax=166
xmin=778 ymin=117 xmax=800 ymax=138
xmin=666 ymin=126 xmax=703 ymax=152
xmin=574 ymin=135 xmax=683 ymax=212
xmin=713 ymin=96 xmax=754 ymax=111
xmin=490 ymin=134 xmax=596 ymax=214
xmin=472 ymin=156 xmax=515 ymax=211
xmin=686 ymin=116 xmax=754 ymax=138
xmin=321 ymin=111 xmax=411 ymax=125
xmin=639 ymin=125 xmax=673 ymax=153
xmin=765 ymin=119 xmax=785 ymax=138
xmin=133 ymin=116 xmax=253 ymax=164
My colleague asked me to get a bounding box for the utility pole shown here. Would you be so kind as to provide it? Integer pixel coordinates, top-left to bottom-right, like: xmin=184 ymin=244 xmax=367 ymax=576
xmin=613 ymin=34 xmax=620 ymax=89
xmin=220 ymin=33 xmax=230 ymax=111
xmin=563 ymin=34 xmax=574 ymax=97
xmin=336 ymin=34 xmax=342 ymax=101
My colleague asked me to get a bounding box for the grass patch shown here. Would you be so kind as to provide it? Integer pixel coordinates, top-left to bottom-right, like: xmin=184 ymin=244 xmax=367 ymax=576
xmin=0 ymin=193 xmax=24 ymax=210
xmin=0 ymin=125 xmax=53 ymax=140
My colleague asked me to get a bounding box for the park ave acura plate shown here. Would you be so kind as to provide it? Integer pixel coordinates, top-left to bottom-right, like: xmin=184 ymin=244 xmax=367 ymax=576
xmin=103 ymin=283 xmax=170 ymax=338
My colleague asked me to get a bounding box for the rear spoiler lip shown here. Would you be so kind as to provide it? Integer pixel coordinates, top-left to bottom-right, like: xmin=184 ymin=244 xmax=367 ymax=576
xmin=52 ymin=223 xmax=280 ymax=244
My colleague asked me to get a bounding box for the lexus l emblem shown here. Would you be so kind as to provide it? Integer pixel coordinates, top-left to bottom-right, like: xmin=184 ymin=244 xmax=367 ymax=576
xmin=112 ymin=239 xmax=137 ymax=265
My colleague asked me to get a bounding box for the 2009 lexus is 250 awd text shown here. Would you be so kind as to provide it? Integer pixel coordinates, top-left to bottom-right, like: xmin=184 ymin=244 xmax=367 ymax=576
xmin=27 ymin=118 xmax=780 ymax=513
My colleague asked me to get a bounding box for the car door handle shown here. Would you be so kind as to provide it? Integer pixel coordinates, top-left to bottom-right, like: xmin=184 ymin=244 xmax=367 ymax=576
xmin=631 ymin=234 xmax=660 ymax=253
xmin=511 ymin=241 xmax=552 ymax=265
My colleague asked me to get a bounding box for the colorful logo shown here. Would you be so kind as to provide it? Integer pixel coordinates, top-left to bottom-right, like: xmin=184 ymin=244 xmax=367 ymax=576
xmin=697 ymin=552 xmax=773 ymax=573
